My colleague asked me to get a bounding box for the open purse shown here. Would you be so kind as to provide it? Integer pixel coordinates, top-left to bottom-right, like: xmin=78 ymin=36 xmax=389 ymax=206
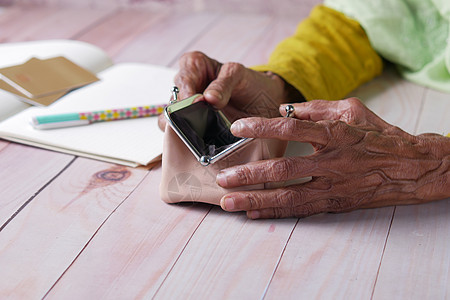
xmin=159 ymin=94 xmax=288 ymax=205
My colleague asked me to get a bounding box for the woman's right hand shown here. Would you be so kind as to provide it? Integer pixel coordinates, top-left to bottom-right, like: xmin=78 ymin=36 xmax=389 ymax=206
xmin=158 ymin=51 xmax=299 ymax=130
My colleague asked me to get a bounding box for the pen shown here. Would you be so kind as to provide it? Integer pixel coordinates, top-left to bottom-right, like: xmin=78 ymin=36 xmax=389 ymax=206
xmin=31 ymin=104 xmax=167 ymax=129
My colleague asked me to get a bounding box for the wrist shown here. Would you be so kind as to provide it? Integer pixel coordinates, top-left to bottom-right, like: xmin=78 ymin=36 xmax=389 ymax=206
xmin=264 ymin=71 xmax=305 ymax=103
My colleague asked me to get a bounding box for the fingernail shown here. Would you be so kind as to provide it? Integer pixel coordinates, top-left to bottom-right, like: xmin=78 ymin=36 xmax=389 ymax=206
xmin=248 ymin=210 xmax=261 ymax=219
xmin=230 ymin=120 xmax=243 ymax=133
xmin=221 ymin=196 xmax=235 ymax=210
xmin=216 ymin=169 xmax=233 ymax=187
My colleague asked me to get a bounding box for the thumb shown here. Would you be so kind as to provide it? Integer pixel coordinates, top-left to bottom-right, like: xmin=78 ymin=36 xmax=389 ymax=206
xmin=203 ymin=62 xmax=245 ymax=109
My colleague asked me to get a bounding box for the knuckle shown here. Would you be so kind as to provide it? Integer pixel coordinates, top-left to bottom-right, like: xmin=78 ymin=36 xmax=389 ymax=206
xmin=295 ymin=202 xmax=316 ymax=217
xmin=234 ymin=165 xmax=253 ymax=185
xmin=181 ymin=51 xmax=206 ymax=62
xmin=272 ymin=208 xmax=289 ymax=219
xmin=345 ymin=97 xmax=363 ymax=107
xmin=246 ymin=118 xmax=272 ymax=137
xmin=267 ymin=158 xmax=298 ymax=181
xmin=221 ymin=62 xmax=246 ymax=78
xmin=272 ymin=118 xmax=299 ymax=137
xmin=325 ymin=197 xmax=352 ymax=212
xmin=317 ymin=119 xmax=339 ymax=134
xmin=245 ymin=193 xmax=263 ymax=210
xmin=309 ymin=99 xmax=329 ymax=110
xmin=318 ymin=120 xmax=354 ymax=142
xmin=174 ymin=71 xmax=191 ymax=85
xmin=275 ymin=187 xmax=302 ymax=208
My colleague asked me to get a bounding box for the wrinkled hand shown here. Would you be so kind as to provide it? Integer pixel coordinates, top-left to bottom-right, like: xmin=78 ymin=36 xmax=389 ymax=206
xmin=159 ymin=51 xmax=298 ymax=130
xmin=216 ymin=98 xmax=450 ymax=219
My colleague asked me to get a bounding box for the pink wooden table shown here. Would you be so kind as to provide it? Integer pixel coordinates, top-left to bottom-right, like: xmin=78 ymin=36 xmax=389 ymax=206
xmin=0 ymin=2 xmax=449 ymax=299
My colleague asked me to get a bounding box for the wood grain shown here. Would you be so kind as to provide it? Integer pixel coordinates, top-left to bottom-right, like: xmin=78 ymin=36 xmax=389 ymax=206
xmin=12 ymin=0 xmax=322 ymax=16
xmin=372 ymin=201 xmax=450 ymax=299
xmin=0 ymin=144 xmax=73 ymax=227
xmin=45 ymin=166 xmax=212 ymax=299
xmin=264 ymin=208 xmax=394 ymax=299
xmin=0 ymin=158 xmax=147 ymax=299
xmin=154 ymin=206 xmax=297 ymax=299
xmin=77 ymin=9 xmax=171 ymax=60
xmin=112 ymin=12 xmax=218 ymax=66
xmin=175 ymin=13 xmax=273 ymax=66
xmin=0 ymin=2 xmax=448 ymax=299
xmin=240 ymin=17 xmax=299 ymax=67
xmin=372 ymin=87 xmax=450 ymax=299
xmin=349 ymin=65 xmax=426 ymax=134
xmin=0 ymin=7 xmax=114 ymax=42
xmin=414 ymin=88 xmax=450 ymax=135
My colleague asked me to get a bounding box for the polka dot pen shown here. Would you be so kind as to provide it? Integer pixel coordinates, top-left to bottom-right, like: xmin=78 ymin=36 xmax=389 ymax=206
xmin=31 ymin=104 xmax=166 ymax=129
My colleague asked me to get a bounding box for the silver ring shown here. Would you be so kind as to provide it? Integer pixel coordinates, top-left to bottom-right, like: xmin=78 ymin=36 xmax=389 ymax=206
xmin=285 ymin=104 xmax=295 ymax=118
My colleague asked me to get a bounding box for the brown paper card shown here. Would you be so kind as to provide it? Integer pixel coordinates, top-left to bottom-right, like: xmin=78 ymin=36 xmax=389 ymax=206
xmin=0 ymin=56 xmax=98 ymax=99
xmin=0 ymin=79 xmax=67 ymax=106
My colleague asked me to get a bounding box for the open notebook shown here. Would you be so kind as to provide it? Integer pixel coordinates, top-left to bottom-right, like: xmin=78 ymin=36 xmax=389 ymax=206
xmin=0 ymin=40 xmax=176 ymax=167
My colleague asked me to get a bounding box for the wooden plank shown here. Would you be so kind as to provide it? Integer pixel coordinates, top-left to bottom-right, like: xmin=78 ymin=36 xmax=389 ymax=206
xmin=0 ymin=143 xmax=73 ymax=227
xmin=154 ymin=206 xmax=297 ymax=299
xmin=45 ymin=166 xmax=212 ymax=299
xmin=0 ymin=8 xmax=216 ymax=299
xmin=77 ymin=9 xmax=170 ymax=60
xmin=0 ymin=6 xmax=115 ymax=229
xmin=149 ymin=12 xmax=299 ymax=299
xmin=264 ymin=208 xmax=394 ymax=299
xmin=198 ymin=0 xmax=321 ymax=18
xmin=0 ymin=7 xmax=24 ymax=37
xmin=372 ymin=201 xmax=450 ymax=299
xmin=0 ymin=7 xmax=115 ymax=42
xmin=112 ymin=11 xmax=218 ymax=66
xmin=262 ymin=67 xmax=425 ymax=298
xmin=240 ymin=17 xmax=299 ymax=67
xmin=0 ymin=139 xmax=8 ymax=151
xmin=350 ymin=65 xmax=426 ymax=134
xmin=371 ymin=88 xmax=450 ymax=299
xmin=0 ymin=158 xmax=147 ymax=299
xmin=11 ymin=0 xmax=321 ymax=15
xmin=414 ymin=88 xmax=450 ymax=135
xmin=174 ymin=13 xmax=273 ymax=66
xmin=44 ymin=13 xmax=296 ymax=299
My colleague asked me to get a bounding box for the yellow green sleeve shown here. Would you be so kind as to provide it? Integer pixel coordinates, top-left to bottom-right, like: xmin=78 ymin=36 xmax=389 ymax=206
xmin=252 ymin=5 xmax=383 ymax=101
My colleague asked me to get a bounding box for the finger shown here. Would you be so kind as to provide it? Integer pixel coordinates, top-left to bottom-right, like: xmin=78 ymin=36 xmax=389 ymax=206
xmin=174 ymin=71 xmax=199 ymax=100
xmin=220 ymin=179 xmax=330 ymax=212
xmin=158 ymin=113 xmax=166 ymax=132
xmin=230 ymin=117 xmax=328 ymax=145
xmin=175 ymin=51 xmax=222 ymax=99
xmin=279 ymin=99 xmax=349 ymax=121
xmin=246 ymin=200 xmax=329 ymax=219
xmin=247 ymin=193 xmax=360 ymax=218
xmin=280 ymin=98 xmax=392 ymax=132
xmin=203 ymin=62 xmax=246 ymax=109
xmin=216 ymin=156 xmax=321 ymax=188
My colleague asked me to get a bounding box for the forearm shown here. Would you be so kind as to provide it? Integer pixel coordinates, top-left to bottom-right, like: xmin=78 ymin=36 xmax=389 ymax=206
xmin=252 ymin=5 xmax=383 ymax=101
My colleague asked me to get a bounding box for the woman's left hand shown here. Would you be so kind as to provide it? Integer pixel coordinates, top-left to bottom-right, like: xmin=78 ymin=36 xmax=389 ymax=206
xmin=216 ymin=98 xmax=450 ymax=219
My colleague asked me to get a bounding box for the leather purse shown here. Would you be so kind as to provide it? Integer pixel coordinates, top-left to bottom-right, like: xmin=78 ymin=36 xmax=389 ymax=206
xmin=160 ymin=124 xmax=287 ymax=205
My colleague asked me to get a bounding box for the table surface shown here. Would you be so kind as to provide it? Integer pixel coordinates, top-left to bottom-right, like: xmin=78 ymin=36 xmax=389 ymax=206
xmin=0 ymin=2 xmax=449 ymax=299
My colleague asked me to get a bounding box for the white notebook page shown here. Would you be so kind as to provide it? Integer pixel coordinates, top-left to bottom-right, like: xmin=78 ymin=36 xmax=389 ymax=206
xmin=0 ymin=63 xmax=176 ymax=167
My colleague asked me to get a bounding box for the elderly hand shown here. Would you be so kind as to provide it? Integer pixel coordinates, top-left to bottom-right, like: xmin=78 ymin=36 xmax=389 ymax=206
xmin=216 ymin=98 xmax=450 ymax=219
xmin=159 ymin=51 xmax=301 ymax=130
